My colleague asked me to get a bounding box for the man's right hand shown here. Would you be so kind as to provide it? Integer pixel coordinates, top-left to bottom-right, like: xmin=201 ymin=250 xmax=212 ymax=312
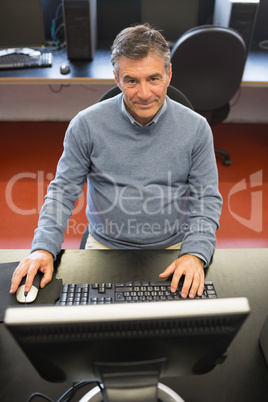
xmin=9 ymin=250 xmax=54 ymax=294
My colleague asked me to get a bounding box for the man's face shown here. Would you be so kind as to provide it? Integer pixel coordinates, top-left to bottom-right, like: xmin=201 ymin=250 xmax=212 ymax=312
xmin=114 ymin=53 xmax=172 ymax=126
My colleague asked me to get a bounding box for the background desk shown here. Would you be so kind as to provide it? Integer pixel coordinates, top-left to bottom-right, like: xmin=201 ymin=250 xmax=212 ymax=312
xmin=0 ymin=44 xmax=267 ymax=123
xmin=0 ymin=48 xmax=114 ymax=85
xmin=0 ymin=44 xmax=267 ymax=87
xmin=0 ymin=248 xmax=268 ymax=402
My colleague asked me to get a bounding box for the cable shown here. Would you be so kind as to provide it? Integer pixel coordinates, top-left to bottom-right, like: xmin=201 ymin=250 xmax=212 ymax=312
xmin=58 ymin=381 xmax=102 ymax=402
xmin=259 ymin=40 xmax=268 ymax=50
xmin=48 ymin=85 xmax=71 ymax=94
xmin=27 ymin=392 xmax=55 ymax=402
xmin=51 ymin=4 xmax=63 ymax=42
xmin=58 ymin=381 xmax=88 ymax=402
xmin=27 ymin=381 xmax=103 ymax=402
xmin=229 ymin=87 xmax=242 ymax=108
xmin=49 ymin=3 xmax=65 ymax=48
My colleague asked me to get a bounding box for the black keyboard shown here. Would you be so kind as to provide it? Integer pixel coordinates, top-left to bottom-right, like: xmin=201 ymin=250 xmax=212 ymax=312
xmin=59 ymin=280 xmax=217 ymax=305
xmin=0 ymin=52 xmax=53 ymax=70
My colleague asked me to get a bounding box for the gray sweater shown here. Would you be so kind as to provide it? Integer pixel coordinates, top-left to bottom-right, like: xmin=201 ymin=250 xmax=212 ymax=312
xmin=32 ymin=94 xmax=222 ymax=265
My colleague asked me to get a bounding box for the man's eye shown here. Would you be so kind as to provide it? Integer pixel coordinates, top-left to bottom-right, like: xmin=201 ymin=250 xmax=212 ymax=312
xmin=124 ymin=79 xmax=136 ymax=88
xmin=150 ymin=77 xmax=160 ymax=83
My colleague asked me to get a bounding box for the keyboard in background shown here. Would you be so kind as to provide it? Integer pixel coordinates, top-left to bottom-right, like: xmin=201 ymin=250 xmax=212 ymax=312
xmin=0 ymin=48 xmax=53 ymax=70
xmin=59 ymin=280 xmax=217 ymax=305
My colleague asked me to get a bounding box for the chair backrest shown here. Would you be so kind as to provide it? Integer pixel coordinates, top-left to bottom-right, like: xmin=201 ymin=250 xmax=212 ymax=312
xmin=99 ymin=85 xmax=193 ymax=110
xmin=170 ymin=25 xmax=246 ymax=112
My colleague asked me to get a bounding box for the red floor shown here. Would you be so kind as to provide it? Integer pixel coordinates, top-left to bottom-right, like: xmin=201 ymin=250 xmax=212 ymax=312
xmin=215 ymin=123 xmax=268 ymax=248
xmin=0 ymin=122 xmax=267 ymax=250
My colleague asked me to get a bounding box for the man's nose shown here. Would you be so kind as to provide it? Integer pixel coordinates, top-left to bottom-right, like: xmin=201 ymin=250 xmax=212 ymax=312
xmin=137 ymin=82 xmax=151 ymax=98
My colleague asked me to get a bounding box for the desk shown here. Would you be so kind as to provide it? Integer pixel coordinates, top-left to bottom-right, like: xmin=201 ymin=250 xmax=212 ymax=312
xmin=0 ymin=248 xmax=268 ymax=402
xmin=0 ymin=47 xmax=114 ymax=85
xmin=242 ymin=43 xmax=268 ymax=87
xmin=0 ymin=43 xmax=267 ymax=87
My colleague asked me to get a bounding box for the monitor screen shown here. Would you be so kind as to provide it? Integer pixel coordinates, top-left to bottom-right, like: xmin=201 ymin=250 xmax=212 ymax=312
xmin=141 ymin=0 xmax=199 ymax=45
xmin=5 ymin=297 xmax=249 ymax=401
xmin=0 ymin=0 xmax=46 ymax=49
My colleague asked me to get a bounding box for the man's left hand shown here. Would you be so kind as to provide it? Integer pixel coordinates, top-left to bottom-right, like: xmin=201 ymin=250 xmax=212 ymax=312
xmin=159 ymin=254 xmax=205 ymax=298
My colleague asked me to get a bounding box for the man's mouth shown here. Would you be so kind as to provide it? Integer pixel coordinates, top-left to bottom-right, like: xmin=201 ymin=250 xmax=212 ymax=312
xmin=136 ymin=101 xmax=154 ymax=107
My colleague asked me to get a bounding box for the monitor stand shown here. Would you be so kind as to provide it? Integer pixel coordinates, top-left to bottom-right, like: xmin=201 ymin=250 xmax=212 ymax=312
xmin=79 ymin=383 xmax=185 ymax=402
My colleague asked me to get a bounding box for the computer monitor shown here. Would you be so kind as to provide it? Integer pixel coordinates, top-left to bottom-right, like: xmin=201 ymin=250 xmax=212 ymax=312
xmin=0 ymin=0 xmax=46 ymax=50
xmin=141 ymin=0 xmax=199 ymax=45
xmin=5 ymin=297 xmax=249 ymax=401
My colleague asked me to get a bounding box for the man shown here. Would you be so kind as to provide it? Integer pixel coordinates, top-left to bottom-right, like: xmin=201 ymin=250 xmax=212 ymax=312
xmin=10 ymin=24 xmax=222 ymax=299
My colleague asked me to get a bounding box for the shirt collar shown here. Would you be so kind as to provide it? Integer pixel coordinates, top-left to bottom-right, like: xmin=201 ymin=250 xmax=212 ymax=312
xmin=120 ymin=94 xmax=167 ymax=127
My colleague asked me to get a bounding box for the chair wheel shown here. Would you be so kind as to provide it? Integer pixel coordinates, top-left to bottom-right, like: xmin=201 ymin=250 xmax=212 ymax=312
xmin=223 ymin=159 xmax=232 ymax=166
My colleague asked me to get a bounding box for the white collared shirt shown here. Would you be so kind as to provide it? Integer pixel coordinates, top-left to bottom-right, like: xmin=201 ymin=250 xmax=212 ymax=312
xmin=120 ymin=95 xmax=167 ymax=127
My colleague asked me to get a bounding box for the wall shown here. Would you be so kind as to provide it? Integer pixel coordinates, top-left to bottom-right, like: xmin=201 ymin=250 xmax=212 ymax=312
xmin=0 ymin=83 xmax=114 ymax=122
xmin=0 ymin=83 xmax=267 ymax=123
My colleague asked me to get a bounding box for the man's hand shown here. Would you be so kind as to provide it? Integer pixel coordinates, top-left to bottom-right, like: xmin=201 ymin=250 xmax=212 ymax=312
xmin=9 ymin=250 xmax=54 ymax=294
xmin=159 ymin=254 xmax=205 ymax=298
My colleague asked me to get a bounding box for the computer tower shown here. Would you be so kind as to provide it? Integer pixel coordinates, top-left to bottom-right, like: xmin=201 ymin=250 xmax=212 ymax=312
xmin=62 ymin=0 xmax=97 ymax=60
xmin=213 ymin=0 xmax=260 ymax=52
xmin=253 ymin=0 xmax=268 ymax=43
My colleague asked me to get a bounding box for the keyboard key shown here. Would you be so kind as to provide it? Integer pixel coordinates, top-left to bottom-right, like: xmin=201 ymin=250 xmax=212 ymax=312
xmin=59 ymin=280 xmax=217 ymax=305
xmin=0 ymin=52 xmax=53 ymax=70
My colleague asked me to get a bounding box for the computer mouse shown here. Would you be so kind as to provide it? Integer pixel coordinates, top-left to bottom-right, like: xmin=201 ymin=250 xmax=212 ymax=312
xmin=60 ymin=64 xmax=71 ymax=75
xmin=16 ymin=271 xmax=42 ymax=304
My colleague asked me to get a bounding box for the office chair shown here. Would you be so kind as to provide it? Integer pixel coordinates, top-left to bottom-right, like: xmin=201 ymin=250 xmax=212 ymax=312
xmin=170 ymin=25 xmax=247 ymax=166
xmin=80 ymin=85 xmax=193 ymax=249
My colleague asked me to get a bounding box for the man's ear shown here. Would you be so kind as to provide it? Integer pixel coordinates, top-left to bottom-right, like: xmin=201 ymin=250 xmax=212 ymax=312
xmin=168 ymin=63 xmax=172 ymax=85
xmin=113 ymin=71 xmax=121 ymax=89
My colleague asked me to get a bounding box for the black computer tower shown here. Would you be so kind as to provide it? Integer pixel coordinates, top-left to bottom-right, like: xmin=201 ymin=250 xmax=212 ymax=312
xmin=62 ymin=0 xmax=97 ymax=60
xmin=213 ymin=0 xmax=260 ymax=52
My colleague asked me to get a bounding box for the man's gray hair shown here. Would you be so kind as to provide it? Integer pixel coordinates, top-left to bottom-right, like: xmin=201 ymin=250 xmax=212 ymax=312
xmin=111 ymin=24 xmax=171 ymax=78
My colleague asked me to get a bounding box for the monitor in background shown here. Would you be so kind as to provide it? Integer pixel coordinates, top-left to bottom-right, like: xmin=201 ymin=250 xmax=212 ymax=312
xmin=0 ymin=0 xmax=46 ymax=50
xmin=5 ymin=298 xmax=250 ymax=402
xmin=197 ymin=0 xmax=215 ymax=25
xmin=97 ymin=0 xmax=141 ymax=45
xmin=141 ymin=0 xmax=199 ymax=45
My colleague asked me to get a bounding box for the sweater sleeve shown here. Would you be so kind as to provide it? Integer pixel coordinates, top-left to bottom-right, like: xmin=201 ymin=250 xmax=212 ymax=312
xmin=179 ymin=117 xmax=223 ymax=267
xmin=31 ymin=114 xmax=92 ymax=259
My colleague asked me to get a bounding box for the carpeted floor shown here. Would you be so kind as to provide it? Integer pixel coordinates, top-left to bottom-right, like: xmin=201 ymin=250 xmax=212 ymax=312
xmin=0 ymin=121 xmax=267 ymax=250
